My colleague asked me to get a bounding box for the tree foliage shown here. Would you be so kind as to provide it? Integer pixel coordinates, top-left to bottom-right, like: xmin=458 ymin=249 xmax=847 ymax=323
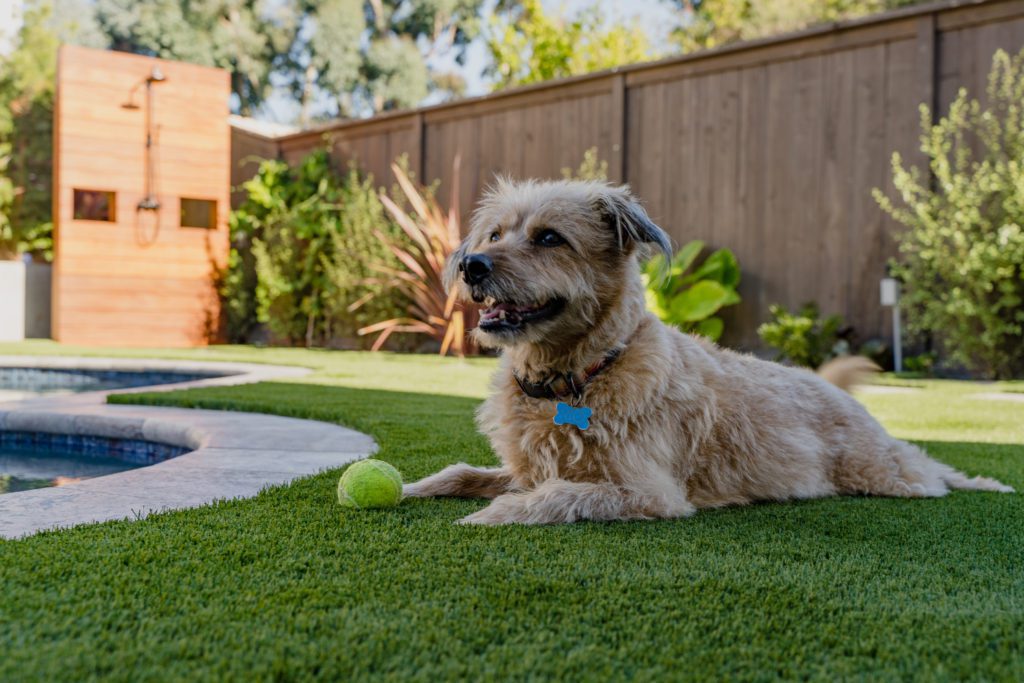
xmin=874 ymin=49 xmax=1024 ymax=379
xmin=670 ymin=0 xmax=928 ymax=52
xmin=91 ymin=0 xmax=485 ymax=121
xmin=0 ymin=0 xmax=100 ymax=261
xmin=294 ymin=0 xmax=484 ymax=121
xmin=486 ymin=0 xmax=654 ymax=89
xmin=0 ymin=140 xmax=14 ymax=261
xmin=93 ymin=0 xmax=292 ymax=115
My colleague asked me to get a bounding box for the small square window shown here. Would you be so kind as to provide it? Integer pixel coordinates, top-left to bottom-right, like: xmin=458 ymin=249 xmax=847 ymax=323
xmin=180 ymin=198 xmax=217 ymax=229
xmin=73 ymin=189 xmax=115 ymax=222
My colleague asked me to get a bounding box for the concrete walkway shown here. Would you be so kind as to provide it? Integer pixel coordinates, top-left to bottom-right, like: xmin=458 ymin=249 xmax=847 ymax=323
xmin=0 ymin=357 xmax=376 ymax=539
xmin=855 ymin=385 xmax=921 ymax=395
xmin=971 ymin=391 xmax=1024 ymax=403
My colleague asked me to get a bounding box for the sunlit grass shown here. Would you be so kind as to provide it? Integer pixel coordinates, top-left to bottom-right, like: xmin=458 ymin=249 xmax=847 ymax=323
xmin=0 ymin=342 xmax=1021 ymax=680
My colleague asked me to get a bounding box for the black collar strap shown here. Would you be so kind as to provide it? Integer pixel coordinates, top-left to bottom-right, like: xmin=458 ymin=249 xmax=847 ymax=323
xmin=513 ymin=348 xmax=622 ymax=402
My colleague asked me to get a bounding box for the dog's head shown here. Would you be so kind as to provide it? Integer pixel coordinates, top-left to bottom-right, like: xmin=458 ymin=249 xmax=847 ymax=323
xmin=445 ymin=178 xmax=670 ymax=349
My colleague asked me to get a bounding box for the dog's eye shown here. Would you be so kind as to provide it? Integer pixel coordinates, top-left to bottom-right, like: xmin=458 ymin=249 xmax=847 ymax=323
xmin=489 ymin=231 xmax=501 ymax=243
xmin=534 ymin=229 xmax=565 ymax=248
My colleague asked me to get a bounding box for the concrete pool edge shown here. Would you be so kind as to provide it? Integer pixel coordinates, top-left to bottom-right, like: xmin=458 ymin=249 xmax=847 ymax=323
xmin=0 ymin=357 xmax=377 ymax=539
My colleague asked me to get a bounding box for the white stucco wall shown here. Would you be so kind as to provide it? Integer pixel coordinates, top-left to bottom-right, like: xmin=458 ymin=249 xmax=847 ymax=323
xmin=0 ymin=260 xmax=26 ymax=341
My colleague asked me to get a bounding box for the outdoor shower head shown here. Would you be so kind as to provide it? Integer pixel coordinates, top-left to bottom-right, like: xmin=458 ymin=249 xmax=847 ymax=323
xmin=127 ymin=65 xmax=167 ymax=214
xmin=121 ymin=68 xmax=166 ymax=108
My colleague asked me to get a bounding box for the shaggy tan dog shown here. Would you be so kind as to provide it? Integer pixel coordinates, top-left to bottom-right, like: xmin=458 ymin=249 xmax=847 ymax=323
xmin=403 ymin=179 xmax=1013 ymax=525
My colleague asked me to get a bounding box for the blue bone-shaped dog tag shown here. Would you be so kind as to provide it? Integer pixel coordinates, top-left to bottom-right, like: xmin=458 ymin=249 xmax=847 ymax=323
xmin=554 ymin=402 xmax=592 ymax=430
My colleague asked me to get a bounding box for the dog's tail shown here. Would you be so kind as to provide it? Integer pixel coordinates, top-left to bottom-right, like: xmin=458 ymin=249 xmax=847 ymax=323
xmin=941 ymin=468 xmax=1015 ymax=493
xmin=817 ymin=356 xmax=880 ymax=393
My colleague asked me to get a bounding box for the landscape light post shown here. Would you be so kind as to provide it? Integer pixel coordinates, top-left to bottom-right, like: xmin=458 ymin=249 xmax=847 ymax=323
xmin=880 ymin=276 xmax=902 ymax=373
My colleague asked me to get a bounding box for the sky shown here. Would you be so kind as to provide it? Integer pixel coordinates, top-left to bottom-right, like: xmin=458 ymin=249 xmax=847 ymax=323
xmin=257 ymin=0 xmax=681 ymax=125
xmin=0 ymin=0 xmax=24 ymax=54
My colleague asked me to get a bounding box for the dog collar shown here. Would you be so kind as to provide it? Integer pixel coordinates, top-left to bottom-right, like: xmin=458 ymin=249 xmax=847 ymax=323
xmin=513 ymin=348 xmax=621 ymax=402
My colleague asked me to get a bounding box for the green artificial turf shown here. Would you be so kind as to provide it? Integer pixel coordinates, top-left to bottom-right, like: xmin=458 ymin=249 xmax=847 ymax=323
xmin=1 ymin=343 xmax=1023 ymax=681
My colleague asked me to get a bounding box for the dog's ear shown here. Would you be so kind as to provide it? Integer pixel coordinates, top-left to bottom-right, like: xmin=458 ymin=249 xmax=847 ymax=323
xmin=593 ymin=185 xmax=672 ymax=260
xmin=443 ymin=240 xmax=469 ymax=292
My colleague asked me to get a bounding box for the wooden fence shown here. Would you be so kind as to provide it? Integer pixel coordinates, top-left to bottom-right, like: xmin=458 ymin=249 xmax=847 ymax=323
xmin=249 ymin=0 xmax=1024 ymax=349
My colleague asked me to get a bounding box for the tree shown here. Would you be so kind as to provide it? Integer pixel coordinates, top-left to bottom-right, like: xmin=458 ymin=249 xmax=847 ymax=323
xmin=0 ymin=0 xmax=101 ymax=261
xmin=486 ymin=0 xmax=654 ymax=89
xmin=292 ymin=0 xmax=485 ymax=122
xmin=93 ymin=0 xmax=293 ymax=115
xmin=0 ymin=135 xmax=14 ymax=261
xmin=93 ymin=0 xmax=488 ymax=123
xmin=670 ymin=0 xmax=929 ymax=52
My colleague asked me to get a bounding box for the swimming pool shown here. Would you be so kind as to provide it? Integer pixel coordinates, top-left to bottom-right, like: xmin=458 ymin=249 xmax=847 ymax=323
xmin=0 ymin=365 xmax=229 ymax=495
xmin=0 ymin=430 xmax=189 ymax=495
xmin=0 ymin=366 xmax=231 ymax=402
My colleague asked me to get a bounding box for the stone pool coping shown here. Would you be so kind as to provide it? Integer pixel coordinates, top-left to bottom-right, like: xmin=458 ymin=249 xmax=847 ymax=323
xmin=0 ymin=356 xmax=377 ymax=539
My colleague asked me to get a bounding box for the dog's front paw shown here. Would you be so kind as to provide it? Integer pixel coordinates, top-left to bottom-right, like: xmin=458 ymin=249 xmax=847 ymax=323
xmin=456 ymin=495 xmax=528 ymax=526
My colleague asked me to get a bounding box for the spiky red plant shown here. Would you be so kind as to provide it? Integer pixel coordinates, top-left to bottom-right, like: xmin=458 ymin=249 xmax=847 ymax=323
xmin=352 ymin=158 xmax=477 ymax=356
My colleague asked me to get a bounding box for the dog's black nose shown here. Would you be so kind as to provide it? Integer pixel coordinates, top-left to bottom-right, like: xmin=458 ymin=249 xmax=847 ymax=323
xmin=461 ymin=253 xmax=493 ymax=285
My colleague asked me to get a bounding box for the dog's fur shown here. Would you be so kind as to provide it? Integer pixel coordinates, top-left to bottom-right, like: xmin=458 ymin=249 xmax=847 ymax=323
xmin=403 ymin=179 xmax=1013 ymax=525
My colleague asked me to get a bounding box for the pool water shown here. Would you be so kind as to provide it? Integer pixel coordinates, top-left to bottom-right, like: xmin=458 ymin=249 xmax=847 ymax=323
xmin=0 ymin=446 xmax=142 ymax=494
xmin=0 ymin=432 xmax=189 ymax=495
xmin=0 ymin=367 xmax=211 ymax=494
xmin=0 ymin=366 xmax=229 ymax=402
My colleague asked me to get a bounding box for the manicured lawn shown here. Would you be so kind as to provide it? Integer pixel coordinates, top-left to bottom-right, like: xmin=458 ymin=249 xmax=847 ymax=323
xmin=1 ymin=342 xmax=1022 ymax=680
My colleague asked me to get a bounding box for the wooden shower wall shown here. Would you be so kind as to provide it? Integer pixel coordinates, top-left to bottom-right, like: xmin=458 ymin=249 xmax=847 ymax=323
xmin=53 ymin=45 xmax=230 ymax=346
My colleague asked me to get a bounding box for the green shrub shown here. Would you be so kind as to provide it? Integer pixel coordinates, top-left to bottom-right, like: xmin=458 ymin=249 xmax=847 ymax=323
xmin=221 ymin=221 xmax=259 ymax=343
xmin=323 ymin=166 xmax=409 ymax=343
xmin=757 ymin=302 xmax=850 ymax=368
xmin=903 ymin=352 xmax=937 ymax=375
xmin=0 ymin=140 xmax=14 ymax=260
xmin=642 ymin=240 xmax=741 ymax=341
xmin=874 ymin=48 xmax=1024 ymax=379
xmin=225 ymin=149 xmax=405 ymax=347
xmin=561 ymin=147 xmax=609 ymax=182
xmin=0 ymin=3 xmax=59 ymax=262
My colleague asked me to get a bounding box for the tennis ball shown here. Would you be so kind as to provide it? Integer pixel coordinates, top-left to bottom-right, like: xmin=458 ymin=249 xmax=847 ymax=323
xmin=337 ymin=459 xmax=403 ymax=509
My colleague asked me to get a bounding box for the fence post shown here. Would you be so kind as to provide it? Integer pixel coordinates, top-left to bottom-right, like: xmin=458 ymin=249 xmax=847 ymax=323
xmin=413 ymin=112 xmax=426 ymax=181
xmin=916 ymin=13 xmax=938 ymax=123
xmin=610 ymin=73 xmax=627 ymax=184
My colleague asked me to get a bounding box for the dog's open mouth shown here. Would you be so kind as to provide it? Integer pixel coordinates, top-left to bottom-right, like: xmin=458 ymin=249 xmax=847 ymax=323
xmin=478 ymin=297 xmax=565 ymax=332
